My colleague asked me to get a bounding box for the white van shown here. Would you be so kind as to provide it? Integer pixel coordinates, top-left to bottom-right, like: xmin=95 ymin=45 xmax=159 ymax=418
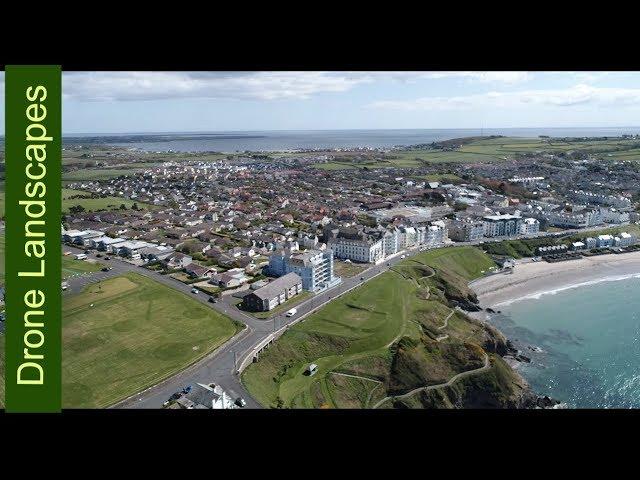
xmin=286 ymin=308 xmax=297 ymax=317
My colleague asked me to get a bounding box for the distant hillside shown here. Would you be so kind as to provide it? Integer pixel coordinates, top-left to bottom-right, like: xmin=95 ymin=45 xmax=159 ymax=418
xmin=431 ymin=135 xmax=504 ymax=149
xmin=242 ymin=246 xmax=544 ymax=409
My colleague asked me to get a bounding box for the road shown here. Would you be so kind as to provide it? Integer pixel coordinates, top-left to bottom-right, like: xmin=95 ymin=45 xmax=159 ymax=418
xmin=62 ymin=223 xmax=615 ymax=409
xmin=62 ymin=244 xmax=418 ymax=409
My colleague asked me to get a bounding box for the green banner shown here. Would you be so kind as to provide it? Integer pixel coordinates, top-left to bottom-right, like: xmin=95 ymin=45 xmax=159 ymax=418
xmin=5 ymin=66 xmax=62 ymax=412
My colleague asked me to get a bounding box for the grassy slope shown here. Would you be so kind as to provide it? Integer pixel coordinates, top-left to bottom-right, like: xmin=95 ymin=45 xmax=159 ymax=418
xmin=242 ymin=246 xmax=522 ymax=409
xmin=62 ymin=272 xmax=240 ymax=408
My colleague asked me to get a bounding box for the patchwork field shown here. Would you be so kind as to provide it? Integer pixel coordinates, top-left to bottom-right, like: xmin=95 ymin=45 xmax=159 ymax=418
xmin=62 ymin=168 xmax=146 ymax=182
xmin=310 ymin=136 xmax=640 ymax=169
xmin=62 ymin=188 xmax=155 ymax=213
xmin=241 ymin=246 xmax=521 ymax=409
xmin=62 ymin=272 xmax=241 ymax=408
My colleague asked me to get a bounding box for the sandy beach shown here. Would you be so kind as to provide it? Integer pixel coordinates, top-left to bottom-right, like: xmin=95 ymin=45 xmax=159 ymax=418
xmin=470 ymin=251 xmax=640 ymax=308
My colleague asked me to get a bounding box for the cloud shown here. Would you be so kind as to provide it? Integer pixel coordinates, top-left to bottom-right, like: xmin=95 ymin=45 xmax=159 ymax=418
xmin=59 ymin=71 xmax=534 ymax=102
xmin=61 ymin=71 xmax=370 ymax=102
xmin=369 ymin=84 xmax=640 ymax=111
xmin=417 ymin=71 xmax=531 ymax=84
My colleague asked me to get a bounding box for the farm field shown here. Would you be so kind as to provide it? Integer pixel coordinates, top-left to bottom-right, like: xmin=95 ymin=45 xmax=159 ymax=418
xmin=242 ymin=246 xmax=511 ymax=409
xmin=62 ymin=188 xmax=155 ymax=213
xmin=62 ymin=168 xmax=147 ymax=182
xmin=310 ymin=136 xmax=640 ymax=169
xmin=62 ymin=272 xmax=241 ymax=408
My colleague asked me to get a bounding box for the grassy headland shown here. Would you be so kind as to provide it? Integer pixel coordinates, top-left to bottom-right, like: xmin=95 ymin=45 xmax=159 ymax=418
xmin=242 ymin=246 xmax=533 ymax=409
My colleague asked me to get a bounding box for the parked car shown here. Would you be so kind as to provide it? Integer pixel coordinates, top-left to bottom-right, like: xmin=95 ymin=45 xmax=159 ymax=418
xmin=101 ymin=267 xmax=111 ymax=272
xmin=235 ymin=397 xmax=247 ymax=408
xmin=191 ymin=288 xmax=199 ymax=294
xmin=104 ymin=256 xmax=111 ymax=260
xmin=208 ymin=296 xmax=217 ymax=303
xmin=96 ymin=253 xmax=103 ymax=258
xmin=182 ymin=385 xmax=192 ymax=394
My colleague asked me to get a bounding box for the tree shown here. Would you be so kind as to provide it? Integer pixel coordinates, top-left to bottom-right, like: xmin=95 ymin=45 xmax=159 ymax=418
xmin=69 ymin=205 xmax=86 ymax=215
xmin=119 ymin=204 xmax=127 ymax=210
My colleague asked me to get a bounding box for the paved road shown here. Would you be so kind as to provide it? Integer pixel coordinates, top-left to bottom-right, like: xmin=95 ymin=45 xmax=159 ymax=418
xmin=62 ymin=244 xmax=418 ymax=409
xmin=62 ymin=222 xmax=613 ymax=409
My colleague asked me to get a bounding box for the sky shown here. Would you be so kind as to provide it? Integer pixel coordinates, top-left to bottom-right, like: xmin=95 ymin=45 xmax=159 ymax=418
xmin=1 ymin=71 xmax=640 ymax=133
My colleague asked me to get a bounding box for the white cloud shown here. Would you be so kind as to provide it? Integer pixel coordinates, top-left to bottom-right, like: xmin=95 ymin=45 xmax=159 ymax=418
xmin=62 ymin=71 xmax=369 ymax=102
xmin=59 ymin=71 xmax=533 ymax=102
xmin=418 ymin=71 xmax=531 ymax=84
xmin=369 ymin=84 xmax=640 ymax=111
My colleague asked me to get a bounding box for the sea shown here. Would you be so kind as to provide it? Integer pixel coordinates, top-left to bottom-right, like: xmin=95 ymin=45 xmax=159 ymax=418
xmin=489 ymin=276 xmax=640 ymax=408
xmin=62 ymin=127 xmax=640 ymax=153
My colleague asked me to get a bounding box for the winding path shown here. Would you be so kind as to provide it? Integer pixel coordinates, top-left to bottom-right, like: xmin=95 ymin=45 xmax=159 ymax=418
xmin=372 ymin=352 xmax=491 ymax=409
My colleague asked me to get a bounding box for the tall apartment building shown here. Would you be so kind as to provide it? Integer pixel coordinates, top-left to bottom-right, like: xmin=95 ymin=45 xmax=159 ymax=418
xmin=383 ymin=229 xmax=399 ymax=256
xmin=519 ymin=218 xmax=540 ymax=235
xmin=543 ymin=209 xmax=602 ymax=229
xmin=328 ymin=235 xmax=385 ymax=263
xmin=448 ymin=219 xmax=485 ymax=242
xmin=482 ymin=214 xmax=523 ymax=237
xmin=423 ymin=221 xmax=448 ymax=247
xmin=268 ymin=249 xmax=340 ymax=292
xmin=573 ymin=190 xmax=632 ymax=210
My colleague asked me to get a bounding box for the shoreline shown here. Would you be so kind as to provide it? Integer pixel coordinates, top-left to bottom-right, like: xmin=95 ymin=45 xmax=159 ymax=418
xmin=470 ymin=251 xmax=640 ymax=308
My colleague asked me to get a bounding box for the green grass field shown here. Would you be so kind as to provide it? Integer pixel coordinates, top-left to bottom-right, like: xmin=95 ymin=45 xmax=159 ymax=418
xmin=62 ymin=168 xmax=146 ymax=181
xmin=310 ymin=137 xmax=640 ymax=169
xmin=62 ymin=272 xmax=241 ymax=408
xmin=242 ymin=246 xmax=499 ymax=409
xmin=62 ymin=256 xmax=103 ymax=280
xmin=62 ymin=188 xmax=154 ymax=213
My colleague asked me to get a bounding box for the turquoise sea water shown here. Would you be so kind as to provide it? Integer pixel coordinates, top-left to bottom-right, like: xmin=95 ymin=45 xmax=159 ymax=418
xmin=489 ymin=276 xmax=640 ymax=408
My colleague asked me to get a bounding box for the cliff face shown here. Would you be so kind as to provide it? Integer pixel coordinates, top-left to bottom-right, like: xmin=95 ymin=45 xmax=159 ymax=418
xmin=384 ymin=314 xmax=541 ymax=409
